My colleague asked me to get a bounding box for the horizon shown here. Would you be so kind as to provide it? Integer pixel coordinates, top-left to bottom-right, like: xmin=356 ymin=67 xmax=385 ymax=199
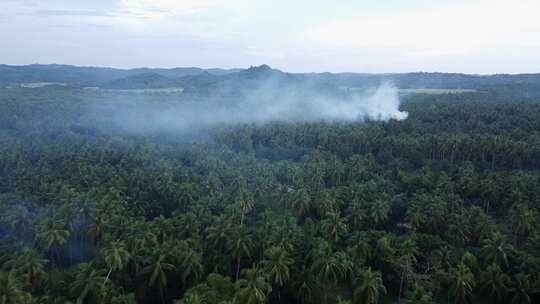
xmin=2 ymin=63 xmax=539 ymax=77
xmin=2 ymin=0 xmax=540 ymax=74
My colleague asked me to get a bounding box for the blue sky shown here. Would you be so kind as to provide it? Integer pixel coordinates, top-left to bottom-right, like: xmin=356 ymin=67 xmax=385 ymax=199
xmin=2 ymin=0 xmax=539 ymax=73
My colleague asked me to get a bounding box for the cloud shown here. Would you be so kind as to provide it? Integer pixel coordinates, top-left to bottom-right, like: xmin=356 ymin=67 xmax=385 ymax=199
xmin=120 ymin=0 xmax=229 ymax=12
xmin=34 ymin=9 xmax=111 ymax=17
xmin=91 ymin=0 xmax=248 ymax=42
xmin=303 ymin=0 xmax=540 ymax=58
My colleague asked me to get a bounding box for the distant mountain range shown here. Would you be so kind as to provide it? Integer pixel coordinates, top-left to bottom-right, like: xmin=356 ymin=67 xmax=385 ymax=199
xmin=1 ymin=64 xmax=540 ymax=95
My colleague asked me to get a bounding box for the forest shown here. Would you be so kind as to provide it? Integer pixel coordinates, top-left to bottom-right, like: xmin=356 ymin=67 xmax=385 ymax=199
xmin=1 ymin=65 xmax=540 ymax=304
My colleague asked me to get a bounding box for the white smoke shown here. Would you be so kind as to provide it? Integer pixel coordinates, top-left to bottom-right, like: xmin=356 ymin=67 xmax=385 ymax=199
xmin=93 ymin=81 xmax=408 ymax=133
xmin=227 ymin=82 xmax=408 ymax=123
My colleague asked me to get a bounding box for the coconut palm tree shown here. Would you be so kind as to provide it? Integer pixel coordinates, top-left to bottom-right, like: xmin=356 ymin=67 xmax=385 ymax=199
xmin=229 ymin=227 xmax=253 ymax=281
xmin=4 ymin=247 xmax=48 ymax=289
xmin=346 ymin=200 xmax=368 ymax=230
xmin=367 ymin=199 xmax=391 ymax=226
xmin=262 ymin=246 xmax=293 ymax=287
xmin=0 ymin=271 xmax=32 ymax=304
xmin=509 ymin=273 xmax=534 ymax=304
xmin=235 ymin=267 xmax=272 ymax=304
xmin=177 ymin=293 xmax=204 ymax=304
xmin=142 ymin=253 xmax=175 ymax=304
xmin=178 ymin=182 xmax=198 ymax=210
xmin=510 ymin=203 xmax=537 ymax=242
xmin=88 ymin=210 xmax=106 ymax=245
xmin=309 ymin=241 xmax=352 ymax=304
xmin=406 ymin=285 xmax=434 ymax=304
xmin=288 ymin=189 xmax=311 ymax=218
xmin=205 ymin=215 xmax=232 ymax=251
xmin=237 ymin=189 xmax=254 ymax=226
xmin=37 ymin=217 xmax=70 ymax=265
xmin=101 ymin=240 xmax=131 ymax=284
xmin=449 ymin=263 xmax=475 ymax=304
xmin=70 ymin=262 xmax=106 ymax=304
xmin=314 ymin=191 xmax=337 ymax=218
xmin=261 ymin=245 xmax=293 ymax=301
xmin=179 ymin=248 xmax=203 ymax=285
xmin=320 ymin=212 xmax=348 ymax=242
xmin=397 ymin=238 xmax=418 ymax=304
xmin=479 ymin=263 xmax=510 ymax=302
xmin=481 ymin=232 xmax=513 ymax=268
xmin=353 ymin=267 xmax=387 ymax=304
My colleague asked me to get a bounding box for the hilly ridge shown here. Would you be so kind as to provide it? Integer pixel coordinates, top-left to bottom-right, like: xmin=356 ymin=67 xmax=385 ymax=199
xmin=2 ymin=64 xmax=540 ymax=97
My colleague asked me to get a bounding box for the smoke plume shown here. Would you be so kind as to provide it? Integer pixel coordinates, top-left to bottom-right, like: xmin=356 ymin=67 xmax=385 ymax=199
xmin=91 ymin=81 xmax=408 ymax=133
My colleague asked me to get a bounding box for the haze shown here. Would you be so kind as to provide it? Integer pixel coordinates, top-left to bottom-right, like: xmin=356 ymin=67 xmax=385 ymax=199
xmin=2 ymin=0 xmax=540 ymax=74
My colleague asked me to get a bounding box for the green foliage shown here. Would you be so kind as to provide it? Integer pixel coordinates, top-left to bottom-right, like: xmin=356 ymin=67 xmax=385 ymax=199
xmin=1 ymin=82 xmax=540 ymax=304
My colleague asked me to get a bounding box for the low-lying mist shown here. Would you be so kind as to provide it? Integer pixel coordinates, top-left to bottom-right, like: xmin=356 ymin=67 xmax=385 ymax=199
xmin=91 ymin=82 xmax=408 ymax=134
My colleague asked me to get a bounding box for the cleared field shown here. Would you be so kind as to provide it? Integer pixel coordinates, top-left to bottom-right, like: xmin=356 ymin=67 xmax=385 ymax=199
xmin=85 ymin=87 xmax=184 ymax=94
xmin=12 ymin=82 xmax=67 ymax=88
xmin=399 ymin=88 xmax=477 ymax=94
xmin=339 ymin=86 xmax=476 ymax=94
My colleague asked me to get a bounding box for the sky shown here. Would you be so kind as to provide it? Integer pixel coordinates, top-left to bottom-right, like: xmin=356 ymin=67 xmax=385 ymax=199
xmin=1 ymin=0 xmax=539 ymax=74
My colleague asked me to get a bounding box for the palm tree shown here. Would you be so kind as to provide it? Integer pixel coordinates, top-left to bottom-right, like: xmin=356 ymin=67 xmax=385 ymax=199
xmin=404 ymin=204 xmax=427 ymax=231
xmin=510 ymin=203 xmax=537 ymax=241
xmin=237 ymin=189 xmax=254 ymax=226
xmin=229 ymin=227 xmax=253 ymax=281
xmin=262 ymin=246 xmax=293 ymax=287
xmin=406 ymin=285 xmax=434 ymax=304
xmin=449 ymin=263 xmax=475 ymax=304
xmin=346 ymin=200 xmax=368 ymax=230
xmin=314 ymin=191 xmax=337 ymax=217
xmin=479 ymin=263 xmax=510 ymax=302
xmin=111 ymin=293 xmax=137 ymax=304
xmin=235 ymin=267 xmax=272 ymax=304
xmin=0 ymin=271 xmax=32 ymax=304
xmin=4 ymin=205 xmax=33 ymax=242
xmin=336 ymin=296 xmax=352 ymax=304
xmin=353 ymin=267 xmax=387 ymax=304
xmin=70 ymin=262 xmax=106 ymax=304
xmin=309 ymin=241 xmax=352 ymax=304
xmin=101 ymin=240 xmax=131 ymax=284
xmin=348 ymin=234 xmax=372 ymax=266
xmin=397 ymin=239 xmax=418 ymax=304
xmin=509 ymin=273 xmax=534 ymax=304
xmin=320 ymin=211 xmax=348 ymax=242
xmin=368 ymin=199 xmax=391 ymax=226
xmin=311 ymin=250 xmax=351 ymax=286
xmin=37 ymin=217 xmax=70 ymax=265
xmin=481 ymin=233 xmax=513 ymax=268
xmin=288 ymin=189 xmax=311 ymax=217
xmin=261 ymin=245 xmax=293 ymax=301
xmin=178 ymin=182 xmax=198 ymax=210
xmin=179 ymin=248 xmax=203 ymax=285
xmin=4 ymin=247 xmax=48 ymax=289
xmin=177 ymin=212 xmax=201 ymax=239
xmin=88 ymin=210 xmax=106 ymax=245
xmin=37 ymin=218 xmax=70 ymax=249
xmin=374 ymin=236 xmax=396 ymax=267
xmin=178 ymin=293 xmax=204 ymax=304
xmin=205 ymin=215 xmax=232 ymax=252
xmin=142 ymin=253 xmax=175 ymax=304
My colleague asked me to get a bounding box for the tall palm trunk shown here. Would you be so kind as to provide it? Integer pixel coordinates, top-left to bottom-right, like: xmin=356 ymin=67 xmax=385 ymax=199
xmin=398 ymin=270 xmax=405 ymax=304
xmin=104 ymin=267 xmax=112 ymax=285
xmin=159 ymin=284 xmax=165 ymax=304
xmin=236 ymin=256 xmax=241 ymax=281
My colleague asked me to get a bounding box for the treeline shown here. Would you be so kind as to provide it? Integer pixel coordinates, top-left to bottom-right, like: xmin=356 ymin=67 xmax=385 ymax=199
xmin=0 ymin=87 xmax=539 ymax=304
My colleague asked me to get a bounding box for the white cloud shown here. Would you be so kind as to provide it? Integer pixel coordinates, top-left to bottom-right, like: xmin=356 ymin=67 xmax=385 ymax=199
xmin=120 ymin=0 xmax=227 ymax=12
xmin=98 ymin=0 xmax=245 ymax=37
xmin=304 ymin=0 xmax=540 ymax=58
